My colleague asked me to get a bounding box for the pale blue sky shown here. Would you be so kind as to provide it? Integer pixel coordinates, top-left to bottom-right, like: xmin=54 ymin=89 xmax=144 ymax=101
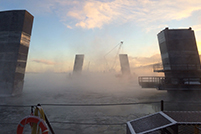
xmin=1 ymin=0 xmax=201 ymax=72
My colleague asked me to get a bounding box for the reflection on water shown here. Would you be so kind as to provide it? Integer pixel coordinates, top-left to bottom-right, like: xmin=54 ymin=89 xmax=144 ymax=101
xmin=0 ymin=73 xmax=201 ymax=133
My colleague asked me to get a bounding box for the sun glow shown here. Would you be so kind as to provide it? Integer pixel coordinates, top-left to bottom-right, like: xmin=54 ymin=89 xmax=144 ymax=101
xmin=197 ymin=41 xmax=201 ymax=55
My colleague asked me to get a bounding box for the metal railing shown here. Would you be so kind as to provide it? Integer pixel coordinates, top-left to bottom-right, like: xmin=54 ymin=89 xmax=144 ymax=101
xmin=138 ymin=76 xmax=165 ymax=88
xmin=138 ymin=76 xmax=165 ymax=83
xmin=138 ymin=76 xmax=201 ymax=89
xmin=2 ymin=101 xmax=201 ymax=133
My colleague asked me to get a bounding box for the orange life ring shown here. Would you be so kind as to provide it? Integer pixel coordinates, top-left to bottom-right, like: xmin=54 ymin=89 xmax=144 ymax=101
xmin=17 ymin=115 xmax=48 ymax=134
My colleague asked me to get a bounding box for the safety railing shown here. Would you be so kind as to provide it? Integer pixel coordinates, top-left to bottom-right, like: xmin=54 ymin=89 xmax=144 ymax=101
xmin=0 ymin=101 xmax=162 ymax=134
xmin=138 ymin=76 xmax=165 ymax=88
xmin=138 ymin=76 xmax=201 ymax=89
xmin=2 ymin=100 xmax=201 ymax=133
xmin=138 ymin=76 xmax=164 ymax=83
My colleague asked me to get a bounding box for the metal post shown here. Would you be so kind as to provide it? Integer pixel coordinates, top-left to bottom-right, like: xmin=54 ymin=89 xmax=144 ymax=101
xmin=45 ymin=114 xmax=55 ymax=134
xmin=37 ymin=104 xmax=55 ymax=134
xmin=161 ymin=100 xmax=164 ymax=111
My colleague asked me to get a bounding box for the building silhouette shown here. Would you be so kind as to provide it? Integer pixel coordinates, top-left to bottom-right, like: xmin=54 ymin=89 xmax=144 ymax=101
xmin=157 ymin=27 xmax=200 ymax=77
xmin=0 ymin=10 xmax=34 ymax=95
xmin=139 ymin=28 xmax=201 ymax=90
xmin=73 ymin=54 xmax=84 ymax=74
xmin=119 ymin=54 xmax=131 ymax=75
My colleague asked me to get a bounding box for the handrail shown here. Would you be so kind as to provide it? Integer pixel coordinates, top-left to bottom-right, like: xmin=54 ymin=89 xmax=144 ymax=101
xmin=138 ymin=76 xmax=165 ymax=83
xmin=138 ymin=76 xmax=201 ymax=86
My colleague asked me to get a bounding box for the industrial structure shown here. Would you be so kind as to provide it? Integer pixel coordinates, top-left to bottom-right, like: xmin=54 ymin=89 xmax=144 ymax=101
xmin=73 ymin=54 xmax=84 ymax=74
xmin=103 ymin=41 xmax=132 ymax=76
xmin=139 ymin=28 xmax=201 ymax=90
xmin=119 ymin=54 xmax=131 ymax=75
xmin=104 ymin=41 xmax=123 ymax=73
xmin=0 ymin=10 xmax=34 ymax=96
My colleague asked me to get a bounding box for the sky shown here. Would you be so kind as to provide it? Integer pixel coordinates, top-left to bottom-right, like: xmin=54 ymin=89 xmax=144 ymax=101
xmin=1 ymin=0 xmax=201 ymax=73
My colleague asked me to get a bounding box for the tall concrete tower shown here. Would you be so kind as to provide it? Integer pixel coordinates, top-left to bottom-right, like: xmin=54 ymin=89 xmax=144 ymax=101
xmin=119 ymin=54 xmax=131 ymax=75
xmin=139 ymin=27 xmax=201 ymax=90
xmin=73 ymin=54 xmax=84 ymax=74
xmin=157 ymin=27 xmax=201 ymax=78
xmin=0 ymin=10 xmax=34 ymax=96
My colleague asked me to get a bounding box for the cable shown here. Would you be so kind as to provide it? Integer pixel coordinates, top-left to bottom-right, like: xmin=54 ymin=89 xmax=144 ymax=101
xmin=49 ymin=121 xmax=126 ymax=126
xmin=2 ymin=101 xmax=201 ymax=108
xmin=104 ymin=43 xmax=121 ymax=57
xmin=41 ymin=101 xmax=159 ymax=107
xmin=0 ymin=101 xmax=159 ymax=107
xmin=0 ymin=123 xmax=18 ymax=125
xmin=3 ymin=100 xmax=201 ymax=108
xmin=0 ymin=104 xmax=34 ymax=107
xmin=0 ymin=121 xmax=126 ymax=126
xmin=103 ymin=42 xmax=122 ymax=71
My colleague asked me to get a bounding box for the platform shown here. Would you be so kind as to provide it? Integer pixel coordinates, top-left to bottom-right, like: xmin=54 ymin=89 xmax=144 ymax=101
xmin=138 ymin=76 xmax=201 ymax=90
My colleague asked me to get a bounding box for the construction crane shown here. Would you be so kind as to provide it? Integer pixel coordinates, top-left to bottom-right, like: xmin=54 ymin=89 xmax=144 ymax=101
xmin=104 ymin=41 xmax=123 ymax=72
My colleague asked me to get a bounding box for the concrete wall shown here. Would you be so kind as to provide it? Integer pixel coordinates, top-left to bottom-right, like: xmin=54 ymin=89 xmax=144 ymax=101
xmin=73 ymin=54 xmax=84 ymax=74
xmin=157 ymin=28 xmax=201 ymax=78
xmin=158 ymin=28 xmax=200 ymax=74
xmin=158 ymin=28 xmax=200 ymax=77
xmin=119 ymin=54 xmax=131 ymax=75
xmin=0 ymin=10 xmax=34 ymax=96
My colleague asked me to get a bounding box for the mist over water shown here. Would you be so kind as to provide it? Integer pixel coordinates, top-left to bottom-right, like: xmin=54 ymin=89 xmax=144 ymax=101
xmin=1 ymin=71 xmax=201 ymax=133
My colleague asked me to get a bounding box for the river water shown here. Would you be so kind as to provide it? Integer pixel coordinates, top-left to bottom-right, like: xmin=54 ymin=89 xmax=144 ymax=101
xmin=0 ymin=73 xmax=201 ymax=134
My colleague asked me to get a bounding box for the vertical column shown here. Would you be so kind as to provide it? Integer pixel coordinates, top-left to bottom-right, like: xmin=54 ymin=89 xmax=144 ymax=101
xmin=119 ymin=54 xmax=131 ymax=75
xmin=0 ymin=10 xmax=34 ymax=96
xmin=73 ymin=54 xmax=84 ymax=74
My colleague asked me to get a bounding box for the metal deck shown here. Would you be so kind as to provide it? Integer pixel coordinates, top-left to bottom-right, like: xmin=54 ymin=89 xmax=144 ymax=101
xmin=127 ymin=111 xmax=201 ymax=134
xmin=138 ymin=76 xmax=201 ymax=90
